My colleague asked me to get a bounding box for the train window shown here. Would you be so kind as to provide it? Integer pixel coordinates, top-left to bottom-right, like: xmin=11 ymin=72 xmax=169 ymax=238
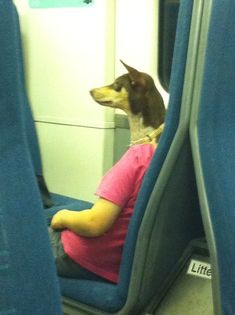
xmin=158 ymin=0 xmax=180 ymax=91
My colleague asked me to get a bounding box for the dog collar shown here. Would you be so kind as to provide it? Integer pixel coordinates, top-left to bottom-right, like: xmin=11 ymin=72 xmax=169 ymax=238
xmin=130 ymin=123 xmax=164 ymax=146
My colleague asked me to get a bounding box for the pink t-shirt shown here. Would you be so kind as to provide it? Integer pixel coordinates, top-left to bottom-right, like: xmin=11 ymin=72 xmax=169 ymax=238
xmin=61 ymin=144 xmax=155 ymax=283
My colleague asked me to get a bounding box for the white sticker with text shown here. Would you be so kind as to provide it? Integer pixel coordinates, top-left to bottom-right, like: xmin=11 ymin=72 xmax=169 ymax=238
xmin=187 ymin=259 xmax=212 ymax=279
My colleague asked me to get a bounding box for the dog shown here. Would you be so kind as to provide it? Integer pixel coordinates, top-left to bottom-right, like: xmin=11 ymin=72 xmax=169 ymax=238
xmin=90 ymin=60 xmax=166 ymax=145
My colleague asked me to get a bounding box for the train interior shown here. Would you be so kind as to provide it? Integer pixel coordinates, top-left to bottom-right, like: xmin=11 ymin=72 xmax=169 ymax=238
xmin=1 ymin=0 xmax=235 ymax=314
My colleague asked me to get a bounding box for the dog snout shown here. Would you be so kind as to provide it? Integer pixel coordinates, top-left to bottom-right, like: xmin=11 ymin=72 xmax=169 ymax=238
xmin=89 ymin=89 xmax=95 ymax=97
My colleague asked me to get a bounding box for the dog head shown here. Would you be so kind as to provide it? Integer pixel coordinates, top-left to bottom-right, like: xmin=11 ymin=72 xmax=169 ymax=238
xmin=90 ymin=60 xmax=165 ymax=128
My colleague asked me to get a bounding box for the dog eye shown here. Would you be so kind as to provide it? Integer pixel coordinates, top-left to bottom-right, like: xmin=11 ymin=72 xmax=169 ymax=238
xmin=113 ymin=84 xmax=122 ymax=92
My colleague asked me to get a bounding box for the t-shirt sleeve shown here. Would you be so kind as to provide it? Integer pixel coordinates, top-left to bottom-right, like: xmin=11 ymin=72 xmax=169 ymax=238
xmin=95 ymin=148 xmax=139 ymax=208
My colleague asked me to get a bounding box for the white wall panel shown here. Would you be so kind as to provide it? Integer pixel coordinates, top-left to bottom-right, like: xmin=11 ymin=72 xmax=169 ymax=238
xmin=13 ymin=0 xmax=116 ymax=202
xmin=14 ymin=0 xmax=116 ymax=127
xmin=36 ymin=122 xmax=114 ymax=203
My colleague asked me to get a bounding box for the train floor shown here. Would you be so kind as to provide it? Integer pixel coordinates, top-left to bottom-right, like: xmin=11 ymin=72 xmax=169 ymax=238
xmin=153 ymin=255 xmax=213 ymax=315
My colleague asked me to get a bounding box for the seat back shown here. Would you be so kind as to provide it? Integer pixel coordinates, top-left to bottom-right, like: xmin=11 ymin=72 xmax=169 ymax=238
xmin=0 ymin=1 xmax=62 ymax=314
xmin=190 ymin=1 xmax=235 ymax=314
xmin=118 ymin=0 xmax=195 ymax=296
xmin=12 ymin=3 xmax=56 ymax=209
xmin=62 ymin=0 xmax=203 ymax=314
xmin=13 ymin=3 xmax=43 ymax=176
xmin=126 ymin=1 xmax=206 ymax=312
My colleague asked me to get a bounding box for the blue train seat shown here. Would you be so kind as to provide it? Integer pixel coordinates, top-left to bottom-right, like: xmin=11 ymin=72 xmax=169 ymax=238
xmin=12 ymin=0 xmax=93 ymax=221
xmin=0 ymin=1 xmax=62 ymax=314
xmin=190 ymin=1 xmax=235 ymax=314
xmin=62 ymin=0 xmax=204 ymax=314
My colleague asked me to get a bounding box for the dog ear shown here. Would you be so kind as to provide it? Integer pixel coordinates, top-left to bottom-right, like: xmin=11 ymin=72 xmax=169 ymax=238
xmin=120 ymin=60 xmax=146 ymax=89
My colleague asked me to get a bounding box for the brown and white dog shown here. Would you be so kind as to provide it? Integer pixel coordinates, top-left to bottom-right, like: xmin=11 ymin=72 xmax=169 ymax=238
xmin=90 ymin=60 xmax=166 ymax=145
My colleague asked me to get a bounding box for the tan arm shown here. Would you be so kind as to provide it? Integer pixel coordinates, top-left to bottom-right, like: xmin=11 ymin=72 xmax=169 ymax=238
xmin=50 ymin=198 xmax=121 ymax=237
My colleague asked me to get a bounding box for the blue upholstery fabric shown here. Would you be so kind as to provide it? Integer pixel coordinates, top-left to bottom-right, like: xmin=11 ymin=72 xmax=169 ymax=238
xmin=197 ymin=1 xmax=235 ymax=313
xmin=60 ymin=0 xmax=195 ymax=312
xmin=159 ymin=1 xmax=180 ymax=90
xmin=0 ymin=1 xmax=62 ymax=314
xmin=46 ymin=193 xmax=93 ymax=224
xmin=13 ymin=5 xmax=43 ymax=176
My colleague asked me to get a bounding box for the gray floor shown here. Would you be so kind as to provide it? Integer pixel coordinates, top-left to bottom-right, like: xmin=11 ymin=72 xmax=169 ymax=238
xmin=154 ymin=256 xmax=213 ymax=315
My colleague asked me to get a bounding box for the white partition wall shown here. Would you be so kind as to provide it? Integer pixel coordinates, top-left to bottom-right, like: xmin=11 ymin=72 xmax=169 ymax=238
xmin=14 ymin=0 xmax=115 ymax=202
